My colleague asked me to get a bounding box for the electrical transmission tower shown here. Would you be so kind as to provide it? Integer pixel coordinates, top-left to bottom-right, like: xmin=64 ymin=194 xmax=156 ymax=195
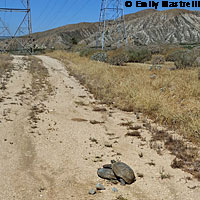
xmin=0 ymin=0 xmax=32 ymax=53
xmin=96 ymin=0 xmax=128 ymax=50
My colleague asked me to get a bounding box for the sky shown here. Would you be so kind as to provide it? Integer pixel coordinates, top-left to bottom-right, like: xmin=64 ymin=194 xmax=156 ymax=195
xmin=0 ymin=0 xmax=200 ymax=35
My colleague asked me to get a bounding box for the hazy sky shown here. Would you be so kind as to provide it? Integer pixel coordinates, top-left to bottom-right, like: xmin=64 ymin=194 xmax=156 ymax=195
xmin=0 ymin=0 xmax=200 ymax=35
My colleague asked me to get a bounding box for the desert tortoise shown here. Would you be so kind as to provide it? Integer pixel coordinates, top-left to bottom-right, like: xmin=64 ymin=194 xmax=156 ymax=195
xmin=97 ymin=160 xmax=136 ymax=185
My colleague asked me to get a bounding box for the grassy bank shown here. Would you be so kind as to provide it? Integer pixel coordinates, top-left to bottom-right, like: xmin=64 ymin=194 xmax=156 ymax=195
xmin=0 ymin=54 xmax=13 ymax=79
xmin=47 ymin=50 xmax=200 ymax=144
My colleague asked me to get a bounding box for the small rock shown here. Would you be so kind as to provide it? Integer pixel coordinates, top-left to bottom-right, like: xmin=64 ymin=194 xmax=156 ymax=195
xmin=169 ymin=67 xmax=176 ymax=71
xmin=88 ymin=188 xmax=96 ymax=195
xmin=96 ymin=183 xmax=105 ymax=190
xmin=150 ymin=74 xmax=156 ymax=79
xmin=138 ymin=152 xmax=143 ymax=158
xmin=93 ymin=107 xmax=107 ymax=112
xmin=125 ymin=131 xmax=141 ymax=138
xmin=137 ymin=172 xmax=144 ymax=178
xmin=104 ymin=142 xmax=112 ymax=148
xmin=160 ymin=88 xmax=164 ymax=92
xmin=129 ymin=125 xmax=142 ymax=130
xmin=112 ymin=187 xmax=118 ymax=192
xmin=149 ymin=66 xmax=153 ymax=71
xmin=90 ymin=120 xmax=104 ymax=124
xmin=157 ymin=65 xmax=162 ymax=70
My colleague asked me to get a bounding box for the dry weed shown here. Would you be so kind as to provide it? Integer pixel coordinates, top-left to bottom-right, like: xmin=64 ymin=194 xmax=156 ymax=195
xmin=47 ymin=51 xmax=200 ymax=144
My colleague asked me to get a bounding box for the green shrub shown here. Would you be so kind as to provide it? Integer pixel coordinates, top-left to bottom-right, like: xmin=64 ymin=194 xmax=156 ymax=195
xmin=151 ymin=55 xmax=165 ymax=65
xmin=71 ymin=37 xmax=78 ymax=45
xmin=126 ymin=48 xmax=152 ymax=63
xmin=165 ymin=49 xmax=188 ymax=62
xmin=107 ymin=48 xmax=128 ymax=66
xmin=174 ymin=50 xmax=196 ymax=69
xmin=193 ymin=57 xmax=200 ymax=68
xmin=91 ymin=52 xmax=107 ymax=62
xmin=79 ymin=48 xmax=98 ymax=57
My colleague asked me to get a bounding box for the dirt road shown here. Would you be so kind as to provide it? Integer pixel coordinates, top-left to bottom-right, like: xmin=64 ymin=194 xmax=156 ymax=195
xmin=0 ymin=55 xmax=200 ymax=200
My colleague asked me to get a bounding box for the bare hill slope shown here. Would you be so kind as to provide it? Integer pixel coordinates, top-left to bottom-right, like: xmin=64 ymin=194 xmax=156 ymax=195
xmin=125 ymin=9 xmax=200 ymax=45
xmin=2 ymin=9 xmax=200 ymax=50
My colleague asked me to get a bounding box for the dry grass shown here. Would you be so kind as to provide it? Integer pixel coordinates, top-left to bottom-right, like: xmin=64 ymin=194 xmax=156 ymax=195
xmin=47 ymin=50 xmax=200 ymax=144
xmin=148 ymin=123 xmax=200 ymax=180
xmin=0 ymin=54 xmax=13 ymax=91
xmin=25 ymin=56 xmax=54 ymax=100
xmin=0 ymin=54 xmax=13 ymax=79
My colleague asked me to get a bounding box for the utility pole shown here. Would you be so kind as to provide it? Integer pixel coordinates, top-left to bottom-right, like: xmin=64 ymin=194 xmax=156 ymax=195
xmin=96 ymin=0 xmax=128 ymax=50
xmin=0 ymin=0 xmax=32 ymax=53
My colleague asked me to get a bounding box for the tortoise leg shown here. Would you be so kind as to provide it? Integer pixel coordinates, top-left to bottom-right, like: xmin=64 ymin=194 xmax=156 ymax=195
xmin=119 ymin=178 xmax=126 ymax=186
xmin=110 ymin=179 xmax=119 ymax=184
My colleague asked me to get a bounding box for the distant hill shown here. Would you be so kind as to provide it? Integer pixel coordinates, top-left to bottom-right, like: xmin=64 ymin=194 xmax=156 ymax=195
xmin=0 ymin=36 xmax=12 ymax=40
xmin=2 ymin=9 xmax=200 ymax=49
xmin=124 ymin=9 xmax=200 ymax=45
xmin=31 ymin=22 xmax=98 ymax=49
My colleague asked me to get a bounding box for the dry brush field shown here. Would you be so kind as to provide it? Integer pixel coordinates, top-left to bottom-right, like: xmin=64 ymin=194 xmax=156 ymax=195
xmin=47 ymin=50 xmax=200 ymax=145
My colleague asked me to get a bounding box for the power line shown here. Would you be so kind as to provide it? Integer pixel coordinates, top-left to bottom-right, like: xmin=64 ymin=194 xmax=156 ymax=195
xmin=48 ymin=0 xmax=92 ymax=29
xmin=37 ymin=0 xmax=66 ymax=29
xmin=46 ymin=0 xmax=82 ymax=29
xmin=44 ymin=0 xmax=70 ymax=28
xmin=34 ymin=0 xmax=53 ymax=23
xmin=66 ymin=0 xmax=92 ymax=22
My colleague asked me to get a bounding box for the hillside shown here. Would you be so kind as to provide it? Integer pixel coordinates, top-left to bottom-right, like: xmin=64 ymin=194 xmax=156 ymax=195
xmin=84 ymin=9 xmax=200 ymax=46
xmin=31 ymin=22 xmax=98 ymax=49
xmin=32 ymin=9 xmax=200 ymax=48
xmin=1 ymin=8 xmax=200 ymax=50
xmin=125 ymin=9 xmax=200 ymax=45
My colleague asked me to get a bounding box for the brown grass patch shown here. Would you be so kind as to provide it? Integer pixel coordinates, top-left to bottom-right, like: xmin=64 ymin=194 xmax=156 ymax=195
xmin=0 ymin=54 xmax=13 ymax=79
xmin=25 ymin=56 xmax=54 ymax=100
xmin=47 ymin=51 xmax=200 ymax=145
xmin=148 ymin=123 xmax=200 ymax=180
xmin=0 ymin=54 xmax=13 ymax=90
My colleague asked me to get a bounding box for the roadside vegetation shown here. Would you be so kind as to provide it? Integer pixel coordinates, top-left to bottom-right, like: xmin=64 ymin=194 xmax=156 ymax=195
xmin=47 ymin=49 xmax=200 ymax=146
xmin=23 ymin=56 xmax=54 ymax=100
xmin=0 ymin=54 xmax=13 ymax=78
xmin=0 ymin=54 xmax=13 ymax=90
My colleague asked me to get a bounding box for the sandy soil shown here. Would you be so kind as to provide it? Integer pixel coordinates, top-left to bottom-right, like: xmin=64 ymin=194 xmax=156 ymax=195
xmin=0 ymin=55 xmax=200 ymax=200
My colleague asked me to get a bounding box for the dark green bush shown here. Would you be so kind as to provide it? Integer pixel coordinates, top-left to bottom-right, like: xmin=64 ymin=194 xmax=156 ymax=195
xmin=71 ymin=37 xmax=78 ymax=45
xmin=107 ymin=53 xmax=128 ymax=66
xmin=107 ymin=48 xmax=128 ymax=66
xmin=198 ymin=68 xmax=200 ymax=80
xmin=79 ymin=48 xmax=98 ymax=57
xmin=193 ymin=57 xmax=200 ymax=68
xmin=126 ymin=48 xmax=152 ymax=63
xmin=165 ymin=49 xmax=188 ymax=62
xmin=151 ymin=55 xmax=165 ymax=65
xmin=91 ymin=52 xmax=107 ymax=62
xmin=174 ymin=50 xmax=196 ymax=69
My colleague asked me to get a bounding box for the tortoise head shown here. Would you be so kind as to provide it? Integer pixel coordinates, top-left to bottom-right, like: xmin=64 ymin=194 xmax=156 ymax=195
xmin=111 ymin=160 xmax=116 ymax=164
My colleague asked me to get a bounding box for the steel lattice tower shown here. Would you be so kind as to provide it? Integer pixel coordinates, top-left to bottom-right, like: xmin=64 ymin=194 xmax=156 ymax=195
xmin=0 ymin=0 xmax=32 ymax=53
xmin=96 ymin=0 xmax=128 ymax=50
